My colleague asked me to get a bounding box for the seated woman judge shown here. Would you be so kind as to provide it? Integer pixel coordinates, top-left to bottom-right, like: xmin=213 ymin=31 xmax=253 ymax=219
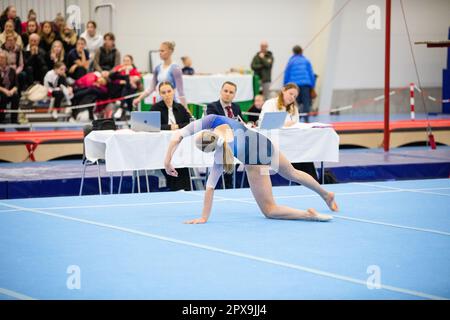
xmin=151 ymin=81 xmax=192 ymax=191
xmin=259 ymin=82 xmax=320 ymax=182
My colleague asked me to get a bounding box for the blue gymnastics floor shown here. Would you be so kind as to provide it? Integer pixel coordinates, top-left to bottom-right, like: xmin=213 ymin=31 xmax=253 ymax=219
xmin=0 ymin=178 xmax=449 ymax=300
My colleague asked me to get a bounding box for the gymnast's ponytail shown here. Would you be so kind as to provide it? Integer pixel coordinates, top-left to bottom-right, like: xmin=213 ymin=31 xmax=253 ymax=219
xmin=222 ymin=141 xmax=234 ymax=174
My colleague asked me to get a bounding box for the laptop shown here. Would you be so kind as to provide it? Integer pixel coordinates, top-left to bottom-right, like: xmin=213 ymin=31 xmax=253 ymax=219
xmin=259 ymin=111 xmax=287 ymax=130
xmin=130 ymin=111 xmax=161 ymax=132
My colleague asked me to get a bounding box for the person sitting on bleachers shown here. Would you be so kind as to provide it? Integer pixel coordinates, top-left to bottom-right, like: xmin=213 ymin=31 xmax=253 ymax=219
xmin=67 ymin=37 xmax=89 ymax=80
xmin=1 ymin=34 xmax=24 ymax=76
xmin=52 ymin=13 xmax=65 ymax=34
xmin=0 ymin=51 xmax=19 ymax=124
xmin=21 ymin=9 xmax=38 ymax=34
xmin=21 ymin=19 xmax=39 ymax=49
xmin=0 ymin=19 xmax=23 ymax=49
xmin=79 ymin=21 xmax=103 ymax=65
xmin=110 ymin=54 xmax=142 ymax=119
xmin=92 ymin=32 xmax=120 ymax=73
xmin=71 ymin=71 xmax=108 ymax=121
xmin=59 ymin=24 xmax=77 ymax=54
xmin=19 ymin=33 xmax=48 ymax=91
xmin=45 ymin=40 xmax=66 ymax=71
xmin=0 ymin=5 xmax=22 ymax=34
xmin=43 ymin=61 xmax=73 ymax=113
xmin=39 ymin=21 xmax=60 ymax=54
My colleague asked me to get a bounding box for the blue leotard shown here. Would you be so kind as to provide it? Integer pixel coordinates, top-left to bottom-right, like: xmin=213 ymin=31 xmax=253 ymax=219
xmin=180 ymin=114 xmax=274 ymax=188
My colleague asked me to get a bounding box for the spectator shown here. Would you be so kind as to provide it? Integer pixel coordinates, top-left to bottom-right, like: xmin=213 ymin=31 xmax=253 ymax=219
xmin=0 ymin=5 xmax=22 ymax=34
xmin=151 ymin=81 xmax=192 ymax=191
xmin=93 ymin=32 xmax=120 ymax=72
xmin=258 ymin=83 xmax=299 ymax=127
xmin=19 ymin=33 xmax=48 ymax=91
xmin=0 ymin=19 xmax=23 ymax=48
xmin=67 ymin=37 xmax=89 ymax=80
xmin=21 ymin=19 xmax=39 ymax=48
xmin=71 ymin=71 xmax=109 ymax=121
xmin=39 ymin=21 xmax=60 ymax=54
xmin=251 ymin=40 xmax=273 ymax=100
xmin=52 ymin=13 xmax=65 ymax=34
xmin=59 ymin=24 xmax=77 ymax=54
xmin=21 ymin=9 xmax=38 ymax=34
xmin=1 ymin=34 xmax=24 ymax=75
xmin=246 ymin=94 xmax=264 ymax=126
xmin=133 ymin=41 xmax=188 ymax=111
xmin=283 ymin=45 xmax=316 ymax=123
xmin=79 ymin=21 xmax=103 ymax=64
xmin=181 ymin=56 xmax=194 ymax=75
xmin=44 ymin=61 xmax=73 ymax=111
xmin=0 ymin=51 xmax=20 ymax=124
xmin=46 ymin=40 xmax=66 ymax=71
xmin=111 ymin=54 xmax=142 ymax=119
xmin=206 ymin=81 xmax=242 ymax=189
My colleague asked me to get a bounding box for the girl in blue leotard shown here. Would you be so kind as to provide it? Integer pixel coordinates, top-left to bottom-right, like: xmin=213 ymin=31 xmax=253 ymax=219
xmin=164 ymin=114 xmax=338 ymax=223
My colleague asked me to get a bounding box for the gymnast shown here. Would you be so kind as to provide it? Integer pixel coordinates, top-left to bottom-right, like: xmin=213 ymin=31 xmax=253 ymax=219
xmin=164 ymin=114 xmax=338 ymax=224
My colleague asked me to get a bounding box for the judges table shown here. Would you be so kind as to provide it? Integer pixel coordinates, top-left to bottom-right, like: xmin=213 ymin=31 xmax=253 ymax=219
xmin=85 ymin=126 xmax=339 ymax=189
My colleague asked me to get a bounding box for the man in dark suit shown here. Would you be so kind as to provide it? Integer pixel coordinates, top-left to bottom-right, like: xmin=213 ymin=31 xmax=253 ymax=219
xmin=206 ymin=81 xmax=242 ymax=189
xmin=206 ymin=81 xmax=242 ymax=120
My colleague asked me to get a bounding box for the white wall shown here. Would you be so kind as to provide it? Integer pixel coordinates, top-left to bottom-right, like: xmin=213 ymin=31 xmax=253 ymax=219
xmin=91 ymin=0 xmax=329 ymax=79
xmin=329 ymin=0 xmax=449 ymax=89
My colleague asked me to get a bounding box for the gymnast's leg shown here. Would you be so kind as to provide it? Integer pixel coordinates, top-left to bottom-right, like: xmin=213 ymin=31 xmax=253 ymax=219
xmin=245 ymin=165 xmax=332 ymax=221
xmin=271 ymin=149 xmax=338 ymax=212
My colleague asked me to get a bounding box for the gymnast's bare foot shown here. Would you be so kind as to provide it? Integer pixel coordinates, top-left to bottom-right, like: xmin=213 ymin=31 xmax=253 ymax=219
xmin=306 ymin=208 xmax=333 ymax=222
xmin=323 ymin=191 xmax=339 ymax=212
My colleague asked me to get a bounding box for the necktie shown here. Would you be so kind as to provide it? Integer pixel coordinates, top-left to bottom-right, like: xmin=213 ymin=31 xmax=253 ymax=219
xmin=225 ymin=106 xmax=234 ymax=118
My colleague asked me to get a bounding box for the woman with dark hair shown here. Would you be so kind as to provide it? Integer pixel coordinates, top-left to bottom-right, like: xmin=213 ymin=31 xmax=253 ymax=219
xmin=21 ymin=9 xmax=38 ymax=34
xmin=39 ymin=21 xmax=60 ymax=54
xmin=21 ymin=19 xmax=39 ymax=48
xmin=80 ymin=20 xmax=103 ymax=63
xmin=0 ymin=5 xmax=22 ymax=34
xmin=67 ymin=37 xmax=89 ymax=80
xmin=153 ymin=81 xmax=192 ymax=191
xmin=164 ymin=114 xmax=338 ymax=223
xmin=93 ymin=32 xmax=120 ymax=72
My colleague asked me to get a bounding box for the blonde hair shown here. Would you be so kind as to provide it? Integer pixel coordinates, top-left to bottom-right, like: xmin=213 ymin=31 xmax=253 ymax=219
xmin=277 ymin=83 xmax=299 ymax=116
xmin=50 ymin=40 xmax=65 ymax=62
xmin=161 ymin=41 xmax=175 ymax=52
xmin=196 ymin=131 xmax=234 ymax=174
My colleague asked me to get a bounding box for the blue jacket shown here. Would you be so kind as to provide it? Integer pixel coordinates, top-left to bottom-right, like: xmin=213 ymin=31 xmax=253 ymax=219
xmin=283 ymin=54 xmax=315 ymax=88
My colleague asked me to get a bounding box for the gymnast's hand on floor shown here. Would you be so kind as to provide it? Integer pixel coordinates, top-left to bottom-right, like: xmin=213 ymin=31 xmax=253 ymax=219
xmin=184 ymin=217 xmax=207 ymax=224
xmin=164 ymin=164 xmax=178 ymax=177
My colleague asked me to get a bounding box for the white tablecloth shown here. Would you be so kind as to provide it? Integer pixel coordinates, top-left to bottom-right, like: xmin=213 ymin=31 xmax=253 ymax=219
xmin=85 ymin=128 xmax=339 ymax=172
xmin=143 ymin=73 xmax=254 ymax=104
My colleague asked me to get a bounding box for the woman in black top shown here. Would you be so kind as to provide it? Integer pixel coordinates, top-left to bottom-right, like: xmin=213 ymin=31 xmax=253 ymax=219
xmin=151 ymin=81 xmax=192 ymax=191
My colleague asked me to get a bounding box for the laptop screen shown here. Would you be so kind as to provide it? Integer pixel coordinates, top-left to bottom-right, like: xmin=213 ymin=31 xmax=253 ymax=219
xmin=130 ymin=111 xmax=161 ymax=132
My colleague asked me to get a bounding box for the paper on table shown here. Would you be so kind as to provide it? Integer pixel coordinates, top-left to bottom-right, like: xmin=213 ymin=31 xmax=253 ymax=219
xmin=283 ymin=122 xmax=333 ymax=129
